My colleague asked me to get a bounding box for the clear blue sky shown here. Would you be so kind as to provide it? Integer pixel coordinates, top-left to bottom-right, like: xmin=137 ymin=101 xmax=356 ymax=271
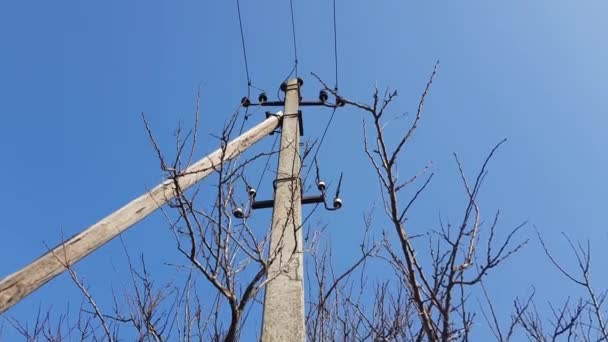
xmin=1 ymin=0 xmax=607 ymax=339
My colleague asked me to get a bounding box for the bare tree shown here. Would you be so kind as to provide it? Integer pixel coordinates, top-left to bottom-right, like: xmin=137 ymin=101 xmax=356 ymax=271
xmin=140 ymin=102 xmax=290 ymax=341
xmin=5 ymin=70 xmax=605 ymax=342
xmin=521 ymin=230 xmax=608 ymax=342
xmin=310 ymin=63 xmax=530 ymax=341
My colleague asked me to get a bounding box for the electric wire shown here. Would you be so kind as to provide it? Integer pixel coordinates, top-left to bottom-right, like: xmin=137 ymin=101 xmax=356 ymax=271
xmin=235 ymin=0 xmax=268 ymax=134
xmin=289 ymin=0 xmax=299 ymax=77
xmin=332 ymin=0 xmax=339 ymax=91
xmin=277 ymin=63 xmax=297 ymax=102
xmin=235 ymin=0 xmax=254 ymax=135
xmin=302 ymin=106 xmax=337 ymax=185
xmin=234 ymin=0 xmax=268 ymax=194
xmin=256 ymin=133 xmax=279 ymax=191
xmin=237 ymin=0 xmax=337 ymax=198
xmin=276 ymin=0 xmax=307 ymax=100
xmin=236 ymin=0 xmax=252 ymax=93
xmin=302 ymin=0 xmax=341 ymax=185
xmin=235 ymin=0 xmax=288 ymax=197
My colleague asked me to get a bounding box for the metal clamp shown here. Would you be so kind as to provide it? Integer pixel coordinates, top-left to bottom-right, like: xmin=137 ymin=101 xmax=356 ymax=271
xmin=273 ymin=176 xmax=302 ymax=190
xmin=282 ymin=111 xmax=303 ymax=136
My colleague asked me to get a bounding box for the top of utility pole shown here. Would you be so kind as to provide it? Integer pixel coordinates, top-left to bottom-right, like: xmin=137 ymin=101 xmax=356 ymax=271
xmin=233 ymin=77 xmax=343 ymax=341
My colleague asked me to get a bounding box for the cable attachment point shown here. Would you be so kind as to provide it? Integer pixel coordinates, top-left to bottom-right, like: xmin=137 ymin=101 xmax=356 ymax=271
xmin=315 ymin=160 xmax=343 ymax=211
xmin=233 ymin=177 xmax=258 ymax=219
xmin=280 ymin=78 xmax=304 ymax=92
xmin=233 ymin=207 xmax=245 ymax=219
xmin=258 ymin=92 xmax=268 ymax=104
xmin=317 ymin=181 xmax=326 ymax=192
xmin=319 ymin=90 xmax=329 ymax=103
xmin=317 ymin=177 xmax=343 ymax=211
xmin=328 ymin=172 xmax=343 ymax=210
xmin=241 ymin=97 xmax=251 ymax=107
xmin=336 ymin=96 xmax=346 ymax=107
xmin=248 ymin=186 xmax=257 ymax=199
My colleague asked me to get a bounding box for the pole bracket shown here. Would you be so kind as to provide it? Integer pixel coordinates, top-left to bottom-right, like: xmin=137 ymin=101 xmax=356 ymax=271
xmin=266 ymin=111 xmax=303 ymax=136
xmin=251 ymin=194 xmax=324 ymax=210
xmin=265 ymin=111 xmax=282 ymax=135
xmin=273 ymin=176 xmax=302 ymax=190
xmin=283 ymin=111 xmax=303 ymax=136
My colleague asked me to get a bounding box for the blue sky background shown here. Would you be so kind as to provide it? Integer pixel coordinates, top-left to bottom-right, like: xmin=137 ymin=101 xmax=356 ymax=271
xmin=1 ymin=0 xmax=608 ymax=339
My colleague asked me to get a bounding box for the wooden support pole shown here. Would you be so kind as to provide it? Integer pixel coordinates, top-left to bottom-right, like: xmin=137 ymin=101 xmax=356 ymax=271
xmin=261 ymin=79 xmax=305 ymax=342
xmin=0 ymin=113 xmax=283 ymax=314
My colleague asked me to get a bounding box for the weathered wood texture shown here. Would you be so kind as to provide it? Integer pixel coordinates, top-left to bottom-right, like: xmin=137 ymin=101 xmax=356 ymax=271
xmin=0 ymin=114 xmax=282 ymax=314
xmin=261 ymin=79 xmax=306 ymax=342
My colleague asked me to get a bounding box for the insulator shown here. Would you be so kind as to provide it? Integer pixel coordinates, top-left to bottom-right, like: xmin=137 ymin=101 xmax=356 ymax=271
xmin=241 ymin=97 xmax=251 ymax=107
xmin=248 ymin=187 xmax=257 ymax=198
xmin=258 ymin=92 xmax=268 ymax=103
xmin=333 ymin=198 xmax=342 ymax=209
xmin=281 ymin=78 xmax=304 ymax=92
xmin=233 ymin=207 xmax=244 ymax=219
xmin=317 ymin=181 xmax=326 ymax=192
xmin=336 ymin=96 xmax=346 ymax=107
xmin=319 ymin=90 xmax=329 ymax=103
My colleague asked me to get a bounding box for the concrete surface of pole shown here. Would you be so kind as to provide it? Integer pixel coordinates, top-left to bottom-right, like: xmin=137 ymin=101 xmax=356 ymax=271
xmin=261 ymin=78 xmax=305 ymax=342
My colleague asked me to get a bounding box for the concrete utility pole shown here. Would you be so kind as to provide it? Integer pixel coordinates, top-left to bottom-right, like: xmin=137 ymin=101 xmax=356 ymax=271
xmin=261 ymin=78 xmax=305 ymax=342
xmin=0 ymin=113 xmax=283 ymax=314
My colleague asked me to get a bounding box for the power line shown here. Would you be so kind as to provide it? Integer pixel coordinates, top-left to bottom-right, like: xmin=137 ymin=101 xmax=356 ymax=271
xmin=303 ymin=0 xmax=341 ymax=185
xmin=332 ymin=0 xmax=339 ymax=90
xmin=277 ymin=63 xmax=297 ymax=102
xmin=235 ymin=0 xmax=252 ymax=94
xmin=256 ymin=133 xmax=279 ymax=191
xmin=303 ymin=106 xmax=337 ymax=185
xmin=237 ymin=0 xmax=338 ymax=189
xmin=234 ymin=0 xmax=267 ymax=133
xmin=234 ymin=0 xmax=254 ymax=136
xmin=289 ymin=0 xmax=299 ymax=77
xmin=235 ymin=0 xmax=267 ymax=96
